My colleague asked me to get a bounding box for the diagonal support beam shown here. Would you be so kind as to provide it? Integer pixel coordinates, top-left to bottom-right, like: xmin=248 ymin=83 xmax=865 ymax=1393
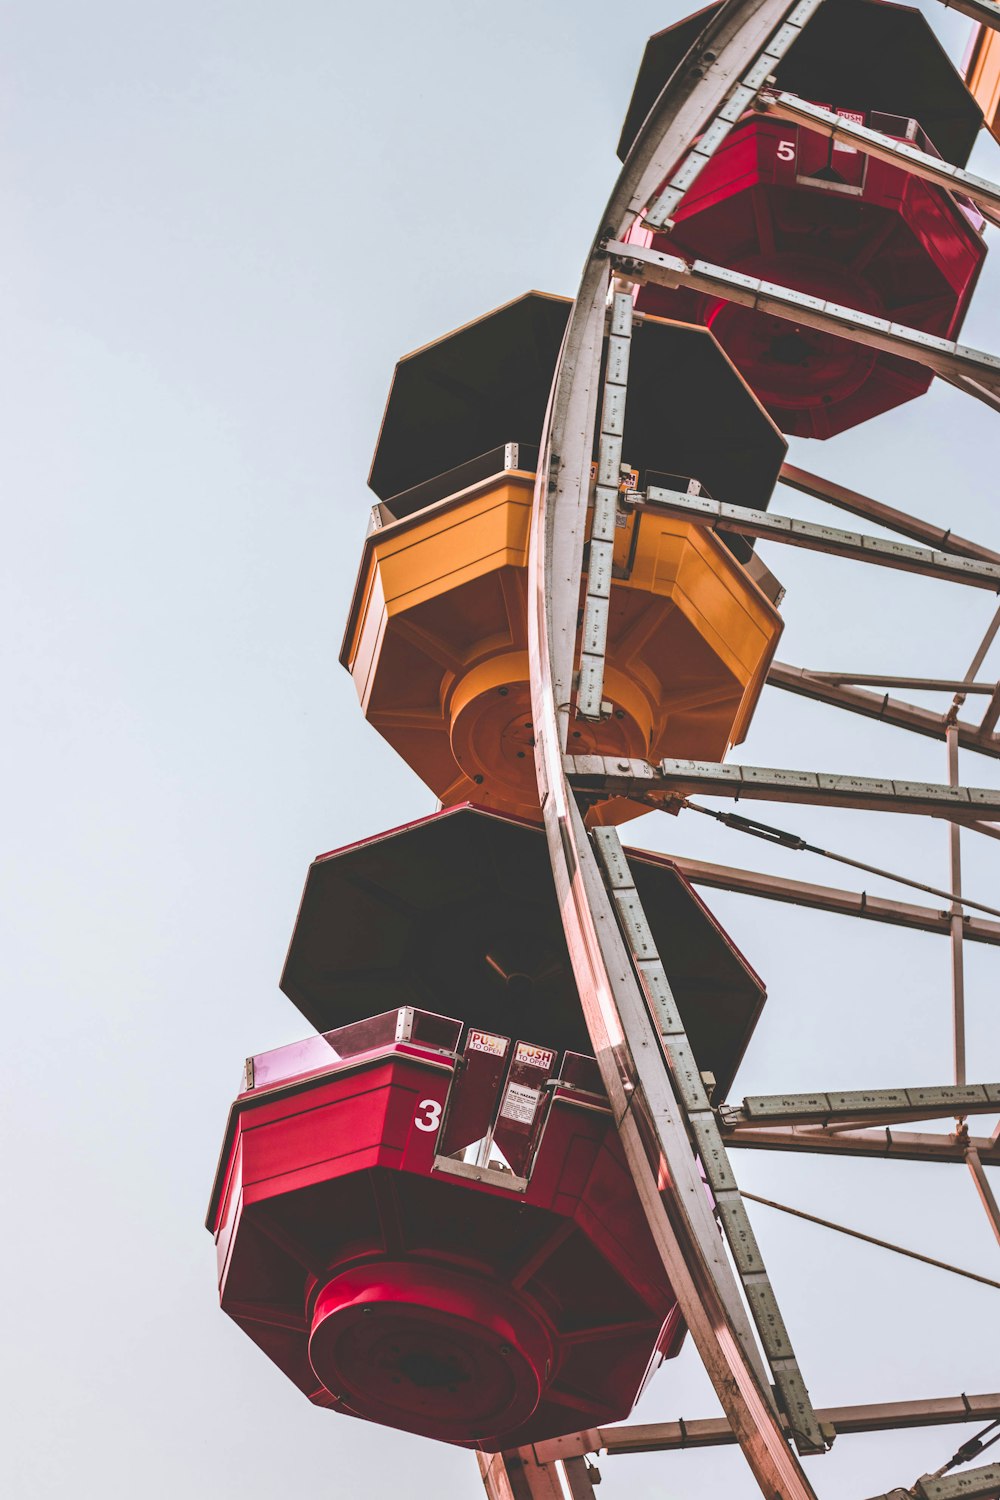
xmin=665 ymin=855 xmax=1000 ymax=945
xmin=778 ymin=464 xmax=1000 ymax=565
xmin=767 ymin=663 xmax=1000 ymax=760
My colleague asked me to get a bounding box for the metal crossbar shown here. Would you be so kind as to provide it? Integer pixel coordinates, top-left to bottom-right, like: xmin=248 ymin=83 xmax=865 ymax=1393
xmin=723 ymin=1125 xmax=1000 ymax=1168
xmin=639 ymin=486 xmax=1000 ymax=589
xmin=605 ymin=240 xmax=1000 ymax=412
xmin=566 ymin=754 xmax=1000 ymax=821
xmin=532 ymin=1393 xmax=1000 ymax=1462
xmin=728 ymin=1083 xmax=1000 ymax=1128
xmin=666 ymin=856 xmax=1000 ymax=944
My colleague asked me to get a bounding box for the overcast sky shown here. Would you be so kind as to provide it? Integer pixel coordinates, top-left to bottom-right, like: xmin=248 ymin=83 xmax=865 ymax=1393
xmin=2 ymin=3 xmax=998 ymax=1497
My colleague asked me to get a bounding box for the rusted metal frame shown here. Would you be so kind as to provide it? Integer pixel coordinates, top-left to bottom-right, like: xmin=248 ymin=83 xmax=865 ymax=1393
xmin=531 ymin=1393 xmax=1000 ymax=1461
xmin=641 ymin=0 xmax=826 ymax=230
xmin=779 ymin=464 xmax=1000 ymax=566
xmin=605 ymin=239 xmax=1000 ymax=413
xmin=967 ymin=1147 xmax=1000 ymax=1250
xmin=740 ymin=1190 xmax=1000 ymax=1291
xmin=754 ymin=88 xmax=1000 ymax=228
xmin=592 ymin=827 xmax=826 ymax=1454
xmin=664 ymin=855 xmax=1000 ymax=944
xmin=723 ymin=1124 xmax=1000 ymax=1167
xmin=636 ymin=485 xmax=1000 ymax=590
xmin=578 ymin=286 xmax=633 ymax=720
xmin=767 ymin=665 xmax=1000 ymax=760
xmin=728 ymin=1084 xmax=1000 ymax=1131
xmin=526 ymin=3 xmax=829 ymax=1496
xmin=567 ymin=754 xmax=1000 ymax=822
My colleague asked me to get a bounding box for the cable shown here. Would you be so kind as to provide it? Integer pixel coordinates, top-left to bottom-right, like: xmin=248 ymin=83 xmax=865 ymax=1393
xmin=682 ymin=801 xmax=1000 ymax=920
xmin=742 ymin=1191 xmax=1000 ymax=1292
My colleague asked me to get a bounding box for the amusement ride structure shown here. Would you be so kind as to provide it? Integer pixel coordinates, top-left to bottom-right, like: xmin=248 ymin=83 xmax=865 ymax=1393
xmin=207 ymin=4 xmax=1000 ymax=1497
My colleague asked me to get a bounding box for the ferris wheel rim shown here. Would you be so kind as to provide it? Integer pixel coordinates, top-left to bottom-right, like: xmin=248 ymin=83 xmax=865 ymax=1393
xmin=520 ymin=1 xmax=1000 ymax=1497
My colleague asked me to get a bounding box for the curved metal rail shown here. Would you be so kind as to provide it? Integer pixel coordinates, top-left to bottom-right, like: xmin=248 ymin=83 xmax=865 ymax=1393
xmin=526 ymin=4 xmax=832 ymax=1498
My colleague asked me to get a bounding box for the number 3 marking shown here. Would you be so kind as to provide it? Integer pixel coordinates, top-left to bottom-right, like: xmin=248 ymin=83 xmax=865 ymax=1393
xmin=414 ymin=1098 xmax=442 ymax=1132
xmin=777 ymin=140 xmax=795 ymax=162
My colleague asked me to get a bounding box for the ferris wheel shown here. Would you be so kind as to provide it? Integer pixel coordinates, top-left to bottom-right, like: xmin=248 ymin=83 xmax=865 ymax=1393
xmin=206 ymin=5 xmax=1000 ymax=1499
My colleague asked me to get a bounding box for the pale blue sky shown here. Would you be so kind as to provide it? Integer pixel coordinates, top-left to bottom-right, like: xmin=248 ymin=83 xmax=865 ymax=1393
xmin=2 ymin=3 xmax=998 ymax=1497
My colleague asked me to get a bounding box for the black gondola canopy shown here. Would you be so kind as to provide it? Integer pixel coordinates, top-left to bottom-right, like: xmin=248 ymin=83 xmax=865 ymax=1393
xmin=368 ymin=291 xmax=786 ymax=517
xmin=281 ymin=805 xmax=767 ymax=1100
xmin=617 ymin=0 xmax=983 ymax=169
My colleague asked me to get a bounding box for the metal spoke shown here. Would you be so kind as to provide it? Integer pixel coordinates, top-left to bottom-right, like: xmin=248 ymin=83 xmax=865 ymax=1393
xmin=606 ymin=240 xmax=1000 ymax=412
xmin=639 ymin=485 xmax=1000 ymax=588
xmin=778 ymin=464 xmax=1000 ymax=565
xmin=768 ymin=665 xmax=1000 ymax=760
xmin=567 ymin=754 xmax=1000 ymax=822
xmin=532 ymin=1393 xmax=1000 ymax=1462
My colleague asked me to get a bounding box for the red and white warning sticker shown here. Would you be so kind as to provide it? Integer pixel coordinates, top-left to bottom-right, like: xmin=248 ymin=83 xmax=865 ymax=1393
xmin=499 ymin=1081 xmax=541 ymax=1125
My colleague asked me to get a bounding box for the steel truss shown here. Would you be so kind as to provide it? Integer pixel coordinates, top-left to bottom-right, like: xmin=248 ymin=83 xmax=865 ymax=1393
xmin=474 ymin=2 xmax=1000 ymax=1498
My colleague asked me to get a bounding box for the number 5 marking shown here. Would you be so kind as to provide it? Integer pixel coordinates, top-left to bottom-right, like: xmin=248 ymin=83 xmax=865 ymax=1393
xmin=414 ymin=1098 xmax=442 ymax=1132
xmin=777 ymin=140 xmax=795 ymax=162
